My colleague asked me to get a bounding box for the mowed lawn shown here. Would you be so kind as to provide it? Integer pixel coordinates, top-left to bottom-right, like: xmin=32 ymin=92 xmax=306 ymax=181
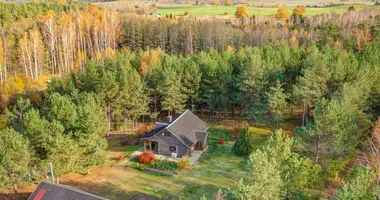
xmin=53 ymin=118 xmax=300 ymax=199
xmin=157 ymin=4 xmax=379 ymax=17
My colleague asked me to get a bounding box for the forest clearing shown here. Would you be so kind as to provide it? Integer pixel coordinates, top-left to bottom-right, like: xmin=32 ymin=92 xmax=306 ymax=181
xmin=1 ymin=118 xmax=300 ymax=199
xmin=0 ymin=0 xmax=379 ymax=199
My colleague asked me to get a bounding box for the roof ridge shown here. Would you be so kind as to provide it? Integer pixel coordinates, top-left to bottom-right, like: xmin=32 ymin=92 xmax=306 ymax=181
xmin=166 ymin=109 xmax=190 ymax=129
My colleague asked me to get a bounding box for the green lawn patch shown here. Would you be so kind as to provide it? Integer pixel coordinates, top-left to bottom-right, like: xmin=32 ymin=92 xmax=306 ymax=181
xmin=157 ymin=4 xmax=379 ymax=17
xmin=124 ymin=144 xmax=143 ymax=158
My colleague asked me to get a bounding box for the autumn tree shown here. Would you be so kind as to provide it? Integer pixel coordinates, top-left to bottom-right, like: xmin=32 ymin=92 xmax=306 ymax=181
xmin=275 ymin=7 xmax=290 ymax=21
xmin=211 ymin=0 xmax=219 ymax=5
xmin=293 ymin=6 xmax=306 ymax=17
xmin=235 ymin=6 xmax=248 ymax=20
xmin=225 ymin=0 xmax=232 ymax=6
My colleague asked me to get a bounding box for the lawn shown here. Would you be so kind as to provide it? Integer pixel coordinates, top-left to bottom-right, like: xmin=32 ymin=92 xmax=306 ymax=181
xmin=12 ymin=118 xmax=299 ymax=200
xmin=157 ymin=4 xmax=379 ymax=17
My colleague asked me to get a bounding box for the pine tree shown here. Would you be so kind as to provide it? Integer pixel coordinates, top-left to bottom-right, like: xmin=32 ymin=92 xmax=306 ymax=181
xmin=233 ymin=126 xmax=253 ymax=155
xmin=267 ymin=80 xmax=287 ymax=129
xmin=160 ymin=67 xmax=187 ymax=115
xmin=0 ymin=128 xmax=31 ymax=190
xmin=293 ymin=47 xmax=331 ymax=126
xmin=181 ymin=61 xmax=201 ymax=110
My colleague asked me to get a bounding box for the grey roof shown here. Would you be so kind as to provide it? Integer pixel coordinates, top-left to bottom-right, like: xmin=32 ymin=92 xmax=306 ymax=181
xmin=28 ymin=181 xmax=108 ymax=200
xmin=166 ymin=110 xmax=208 ymax=147
xmin=140 ymin=124 xmax=168 ymax=139
xmin=195 ymin=131 xmax=207 ymax=142
xmin=141 ymin=110 xmax=209 ymax=147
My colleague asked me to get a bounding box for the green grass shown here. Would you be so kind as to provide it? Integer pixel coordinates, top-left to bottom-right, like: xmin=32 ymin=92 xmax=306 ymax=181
xmin=157 ymin=4 xmax=379 ymax=17
xmin=61 ymin=118 xmax=301 ymax=199
xmin=122 ymin=126 xmax=272 ymax=199
xmin=124 ymin=144 xmax=143 ymax=158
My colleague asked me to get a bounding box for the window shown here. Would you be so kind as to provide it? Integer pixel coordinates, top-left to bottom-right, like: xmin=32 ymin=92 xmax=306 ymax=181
xmin=169 ymin=146 xmax=177 ymax=153
xmin=163 ymin=132 xmax=171 ymax=136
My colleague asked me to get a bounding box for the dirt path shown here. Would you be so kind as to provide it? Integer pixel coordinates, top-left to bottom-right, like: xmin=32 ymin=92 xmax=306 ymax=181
xmin=322 ymin=151 xmax=367 ymax=199
xmin=321 ymin=117 xmax=380 ymax=199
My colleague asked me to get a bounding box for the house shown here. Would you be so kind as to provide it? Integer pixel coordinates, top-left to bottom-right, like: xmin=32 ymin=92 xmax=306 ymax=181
xmin=141 ymin=110 xmax=209 ymax=158
xmin=28 ymin=181 xmax=108 ymax=200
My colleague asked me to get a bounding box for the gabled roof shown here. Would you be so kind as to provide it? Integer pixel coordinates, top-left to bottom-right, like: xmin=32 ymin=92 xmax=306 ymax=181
xmin=166 ymin=110 xmax=208 ymax=147
xmin=141 ymin=110 xmax=209 ymax=147
xmin=28 ymin=181 xmax=108 ymax=200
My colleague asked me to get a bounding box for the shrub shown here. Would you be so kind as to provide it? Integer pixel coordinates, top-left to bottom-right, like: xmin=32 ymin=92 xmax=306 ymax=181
xmin=230 ymin=122 xmax=246 ymax=140
xmin=217 ymin=138 xmax=225 ymax=144
xmin=118 ymin=155 xmax=124 ymax=161
xmin=184 ymin=11 xmax=190 ymax=16
xmin=138 ymin=151 xmax=156 ymax=164
xmin=177 ymin=155 xmax=191 ymax=170
xmin=136 ymin=163 xmax=146 ymax=171
xmin=150 ymin=159 xmax=177 ymax=170
xmin=224 ymin=11 xmax=229 ymax=15
xmin=233 ymin=126 xmax=253 ymax=155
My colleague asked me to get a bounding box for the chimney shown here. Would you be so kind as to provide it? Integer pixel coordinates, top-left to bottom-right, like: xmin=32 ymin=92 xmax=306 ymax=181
xmin=168 ymin=115 xmax=173 ymax=123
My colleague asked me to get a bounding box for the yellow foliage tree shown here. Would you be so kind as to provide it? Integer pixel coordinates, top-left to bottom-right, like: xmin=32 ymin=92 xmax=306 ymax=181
xmin=225 ymin=0 xmax=232 ymax=6
xmin=235 ymin=6 xmax=248 ymax=20
xmin=211 ymin=0 xmax=219 ymax=6
xmin=226 ymin=45 xmax=233 ymax=52
xmin=140 ymin=50 xmax=159 ymax=76
xmin=275 ymin=7 xmax=290 ymax=20
xmin=293 ymin=6 xmax=306 ymax=16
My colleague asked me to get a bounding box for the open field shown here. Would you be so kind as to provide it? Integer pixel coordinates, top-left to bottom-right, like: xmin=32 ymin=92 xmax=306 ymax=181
xmin=156 ymin=4 xmax=379 ymax=17
xmin=94 ymin=1 xmax=379 ymax=17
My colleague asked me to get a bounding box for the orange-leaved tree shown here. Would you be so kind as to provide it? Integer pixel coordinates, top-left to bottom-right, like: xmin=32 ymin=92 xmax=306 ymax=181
xmin=275 ymin=7 xmax=290 ymax=20
xmin=293 ymin=6 xmax=306 ymax=17
xmin=211 ymin=0 xmax=219 ymax=6
xmin=235 ymin=6 xmax=248 ymax=20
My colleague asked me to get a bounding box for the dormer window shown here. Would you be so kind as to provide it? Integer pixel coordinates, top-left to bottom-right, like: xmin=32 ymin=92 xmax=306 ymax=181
xmin=163 ymin=132 xmax=171 ymax=136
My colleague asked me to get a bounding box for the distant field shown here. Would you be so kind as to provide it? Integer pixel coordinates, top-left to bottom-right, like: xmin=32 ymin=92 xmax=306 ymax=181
xmin=157 ymin=4 xmax=379 ymax=17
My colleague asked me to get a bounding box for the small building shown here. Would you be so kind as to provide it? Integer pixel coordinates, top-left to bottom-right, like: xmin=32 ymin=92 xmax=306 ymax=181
xmin=28 ymin=181 xmax=108 ymax=200
xmin=141 ymin=110 xmax=209 ymax=158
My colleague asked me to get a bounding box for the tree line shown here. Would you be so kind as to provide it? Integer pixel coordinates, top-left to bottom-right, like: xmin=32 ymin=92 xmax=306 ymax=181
xmin=0 ymin=1 xmax=379 ymax=89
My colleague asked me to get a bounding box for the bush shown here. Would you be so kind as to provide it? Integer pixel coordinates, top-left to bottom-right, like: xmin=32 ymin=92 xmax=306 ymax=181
xmin=224 ymin=11 xmax=229 ymax=15
xmin=230 ymin=123 xmax=245 ymax=140
xmin=118 ymin=155 xmax=124 ymax=161
xmin=217 ymin=138 xmax=225 ymax=144
xmin=233 ymin=126 xmax=253 ymax=155
xmin=136 ymin=163 xmax=146 ymax=171
xmin=138 ymin=151 xmax=156 ymax=164
xmin=150 ymin=159 xmax=177 ymax=170
xmin=177 ymin=155 xmax=191 ymax=170
xmin=184 ymin=11 xmax=190 ymax=16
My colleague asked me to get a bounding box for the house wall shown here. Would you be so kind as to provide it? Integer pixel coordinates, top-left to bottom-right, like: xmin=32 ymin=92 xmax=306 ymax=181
xmin=202 ymin=134 xmax=208 ymax=150
xmin=149 ymin=131 xmax=188 ymax=157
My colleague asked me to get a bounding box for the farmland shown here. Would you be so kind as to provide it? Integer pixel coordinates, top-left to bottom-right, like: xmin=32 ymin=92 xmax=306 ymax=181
xmin=156 ymin=4 xmax=379 ymax=17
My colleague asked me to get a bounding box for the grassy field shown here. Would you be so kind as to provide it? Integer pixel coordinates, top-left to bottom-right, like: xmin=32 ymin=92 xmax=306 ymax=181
xmin=156 ymin=4 xmax=379 ymax=17
xmin=55 ymin=118 xmax=300 ymax=199
xmin=4 ymin=117 xmax=300 ymax=199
